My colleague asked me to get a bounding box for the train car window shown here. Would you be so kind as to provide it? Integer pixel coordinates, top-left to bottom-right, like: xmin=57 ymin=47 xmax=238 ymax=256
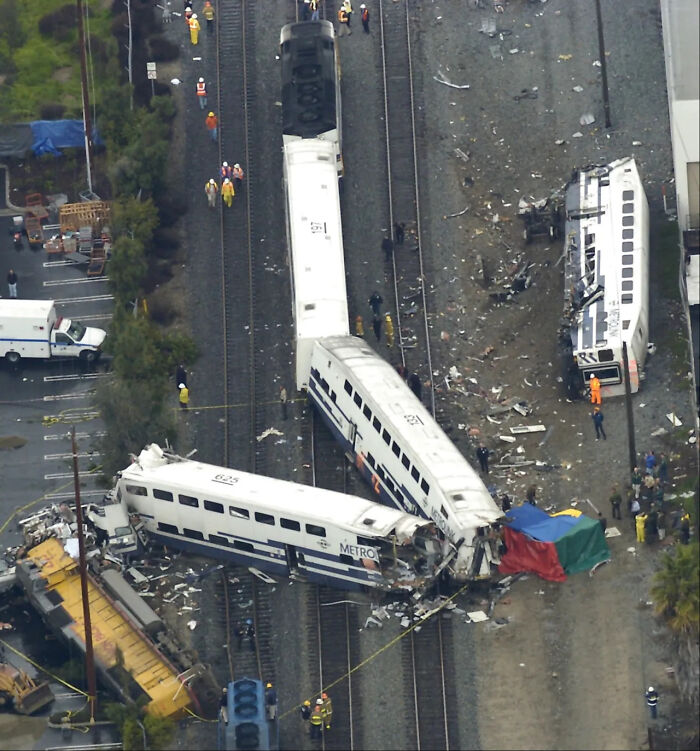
xmin=440 ymin=505 xmax=448 ymax=518
xmin=382 ymin=429 xmax=391 ymax=446
xmin=622 ymin=229 xmax=633 ymax=239
xmin=233 ymin=540 xmax=254 ymax=553
xmin=306 ymin=524 xmax=326 ymax=537
xmin=204 ymin=500 xmax=224 ymax=514
xmin=179 ymin=494 xmax=199 ymax=508
xmin=153 ymin=488 xmax=173 ymax=502
xmin=281 ymin=518 xmax=301 ymax=531
xmin=622 ymin=320 xmax=631 ymax=330
xmin=157 ymin=522 xmax=178 ymax=534
xmin=597 ymin=349 xmax=614 ymax=362
xmin=452 ymin=493 xmax=465 ymax=501
xmin=622 ymin=202 xmax=634 ymax=214
xmin=622 ymin=216 xmax=634 ymax=226
xmin=622 ymin=281 xmax=633 ymax=291
xmin=622 ymin=254 xmax=633 ymax=265
xmin=386 ymin=478 xmax=395 ymax=493
xmin=622 ymin=267 xmax=633 ymax=278
xmin=339 ymin=554 xmax=354 ymax=566
xmin=367 ymin=453 xmax=375 ymax=467
xmin=376 ymin=467 xmax=385 ymax=480
xmin=311 ymin=367 xmax=320 ymax=381
xmin=331 ymin=391 xmax=337 ymax=403
xmin=622 ymin=241 xmax=633 ymax=251
xmin=420 ymin=479 xmax=430 ymax=495
xmin=372 ymin=417 xmax=381 ymax=433
xmin=395 ymin=489 xmax=404 ymax=503
xmin=401 ymin=454 xmax=410 ymax=469
xmin=229 ymin=506 xmax=250 ymax=519
xmin=363 ymin=405 xmax=372 ymax=420
xmin=183 ymin=528 xmax=204 ymax=541
xmin=621 ymin=294 xmax=633 ymax=304
xmin=125 ymin=484 xmax=147 ymax=496
xmin=344 ymin=380 xmax=353 ymax=396
xmin=391 ymin=441 xmax=401 ymax=457
xmin=353 ymin=392 xmax=362 ymax=408
xmin=209 ymin=534 xmax=229 ymax=546
xmin=255 ymin=512 xmax=275 ymax=526
xmin=622 ymin=190 xmax=634 ymax=200
xmin=411 ymin=467 xmax=420 ymax=483
xmin=584 ymin=233 xmax=595 ymax=245
xmin=357 ymin=536 xmax=374 ymax=547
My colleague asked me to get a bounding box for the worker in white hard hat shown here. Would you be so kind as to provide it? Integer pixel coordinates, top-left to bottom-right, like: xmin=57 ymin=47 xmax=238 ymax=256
xmin=196 ymin=77 xmax=207 ymax=109
xmin=205 ymin=178 xmax=218 ymax=208
xmin=360 ymin=3 xmax=370 ymax=33
xmin=232 ymin=163 xmax=245 ymax=190
xmin=188 ymin=12 xmax=200 ymax=45
xmin=220 ymin=161 xmax=232 ymax=181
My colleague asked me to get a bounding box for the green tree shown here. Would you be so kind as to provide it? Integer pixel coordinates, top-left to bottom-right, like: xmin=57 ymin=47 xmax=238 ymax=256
xmin=109 ymin=236 xmax=148 ymax=304
xmin=113 ymin=197 xmax=159 ymax=248
xmin=650 ymin=542 xmax=699 ymax=707
xmin=105 ymin=313 xmax=169 ymax=382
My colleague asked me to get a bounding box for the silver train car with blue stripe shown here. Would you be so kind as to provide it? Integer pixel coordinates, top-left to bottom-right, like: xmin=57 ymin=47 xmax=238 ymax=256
xmin=116 ymin=444 xmax=445 ymax=592
xmin=308 ymin=336 xmax=503 ymax=580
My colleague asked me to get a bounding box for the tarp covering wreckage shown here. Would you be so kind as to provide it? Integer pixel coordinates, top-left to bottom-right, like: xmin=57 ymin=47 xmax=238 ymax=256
xmin=498 ymin=504 xmax=610 ymax=582
xmin=0 ymin=120 xmax=102 ymax=158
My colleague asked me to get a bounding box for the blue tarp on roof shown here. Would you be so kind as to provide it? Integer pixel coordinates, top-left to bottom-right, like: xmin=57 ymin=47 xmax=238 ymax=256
xmin=504 ymin=504 xmax=580 ymax=542
xmin=30 ymin=120 xmax=102 ymax=157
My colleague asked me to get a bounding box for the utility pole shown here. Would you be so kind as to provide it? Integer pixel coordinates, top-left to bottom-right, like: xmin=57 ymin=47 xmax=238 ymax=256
xmin=76 ymin=0 xmax=93 ymax=192
xmin=126 ymin=0 xmax=133 ymax=110
xmin=622 ymin=342 xmax=637 ymax=472
xmin=72 ymin=428 xmax=98 ymax=723
xmin=594 ymin=0 xmax=612 ymax=128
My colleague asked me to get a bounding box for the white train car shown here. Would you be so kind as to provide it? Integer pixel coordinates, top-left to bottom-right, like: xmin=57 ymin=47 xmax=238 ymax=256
xmin=562 ymin=157 xmax=650 ymax=396
xmin=116 ymin=444 xmax=444 ymax=592
xmin=284 ymin=139 xmax=349 ymax=391
xmin=280 ymin=20 xmax=343 ymax=175
xmin=308 ymin=336 xmax=502 ymax=579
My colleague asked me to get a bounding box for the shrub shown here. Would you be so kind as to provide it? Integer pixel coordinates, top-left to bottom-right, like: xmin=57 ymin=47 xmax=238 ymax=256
xmin=157 ymin=195 xmax=187 ymax=227
xmin=147 ymin=35 xmax=179 ymax=63
xmin=38 ymin=5 xmax=77 ymax=42
xmin=152 ymin=227 xmax=180 ymax=258
xmin=39 ymin=102 xmax=65 ymax=120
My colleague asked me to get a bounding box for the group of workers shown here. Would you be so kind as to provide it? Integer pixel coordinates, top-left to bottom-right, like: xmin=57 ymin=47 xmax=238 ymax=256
xmin=300 ymin=693 xmax=333 ymax=739
xmin=184 ymin=0 xmax=216 ymax=45
xmin=204 ymin=161 xmax=245 ymax=208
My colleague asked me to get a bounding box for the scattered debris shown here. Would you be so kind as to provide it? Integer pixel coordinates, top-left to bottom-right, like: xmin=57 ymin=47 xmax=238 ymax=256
xmin=499 ymin=435 xmax=517 ymax=443
xmin=249 ymin=567 xmax=276 ymax=584
xmin=589 ymin=559 xmax=610 ymax=577
xmin=605 ymin=527 xmax=621 ymax=538
xmin=256 ymin=427 xmax=284 ymax=442
xmin=580 ymin=112 xmax=595 ymax=125
xmin=433 ymin=69 xmax=470 ymax=90
xmin=666 ymin=413 xmax=682 ymax=426
xmin=510 ymin=425 xmax=546 ymax=434
xmin=466 ymin=610 xmax=489 ymax=623
xmin=187 ymin=620 xmax=198 ymax=631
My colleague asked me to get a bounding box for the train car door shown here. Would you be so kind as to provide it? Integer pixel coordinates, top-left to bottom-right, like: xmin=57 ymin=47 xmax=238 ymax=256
xmin=286 ymin=544 xmax=306 ymax=575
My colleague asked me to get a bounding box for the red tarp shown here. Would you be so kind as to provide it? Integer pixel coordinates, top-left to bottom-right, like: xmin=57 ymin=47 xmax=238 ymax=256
xmin=498 ymin=526 xmax=567 ymax=582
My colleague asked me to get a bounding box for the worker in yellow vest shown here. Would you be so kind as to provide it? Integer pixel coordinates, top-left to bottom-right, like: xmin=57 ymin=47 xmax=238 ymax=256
xmin=179 ymin=383 xmax=189 ymax=410
xmin=385 ymin=312 xmax=395 ymax=348
xmin=221 ymin=178 xmax=235 ymax=208
xmin=309 ymin=702 xmax=323 ymax=740
xmin=205 ymin=178 xmax=218 ymax=208
xmin=189 ymin=13 xmax=200 ymax=45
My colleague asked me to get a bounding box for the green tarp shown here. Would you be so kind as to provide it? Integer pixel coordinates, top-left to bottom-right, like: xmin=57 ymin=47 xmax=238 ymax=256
xmin=554 ymin=515 xmax=610 ymax=575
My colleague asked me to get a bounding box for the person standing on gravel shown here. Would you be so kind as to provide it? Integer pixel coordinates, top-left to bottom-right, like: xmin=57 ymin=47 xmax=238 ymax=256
xmin=476 ymin=444 xmax=490 ymax=474
xmin=221 ymin=178 xmax=235 ymax=207
xmin=368 ymin=291 xmax=383 ymax=316
xmin=188 ymin=12 xmax=200 ymax=45
xmin=202 ymin=0 xmax=214 ymax=34
xmin=609 ymin=485 xmax=622 ymax=520
xmin=205 ymin=178 xmax=218 ymax=208
xmin=645 ymin=687 xmax=659 ymax=719
xmin=360 ymin=3 xmax=370 ymax=32
xmin=372 ymin=315 xmax=382 ymax=342
xmin=232 ymin=163 xmax=245 ymax=191
xmin=589 ymin=373 xmax=601 ymax=405
xmin=591 ymin=406 xmax=606 ymax=440
xmin=337 ymin=5 xmax=351 ymax=36
xmin=178 ymin=383 xmax=189 ymax=410
xmin=196 ymin=77 xmax=207 ymax=109
xmin=631 ymin=467 xmax=642 ymax=500
xmin=205 ymin=111 xmax=218 ymax=142
xmin=381 ymin=234 xmax=394 ymax=261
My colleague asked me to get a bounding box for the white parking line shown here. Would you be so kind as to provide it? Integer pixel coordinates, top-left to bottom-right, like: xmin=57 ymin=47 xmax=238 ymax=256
xmin=43 ymin=277 xmax=109 ymax=287
xmin=42 ymin=411 xmax=100 ymax=423
xmin=44 ymin=431 xmax=106 ymax=441
xmin=44 ymin=471 xmax=97 ymax=480
xmin=43 ymin=452 xmax=101 ymax=463
xmin=43 ymin=259 xmax=87 ymax=268
xmin=45 ymin=490 xmax=105 ymax=501
xmin=44 ymin=373 xmax=108 ymax=383
xmin=43 ymin=393 xmax=90 ymax=402
xmin=76 ymin=313 xmax=113 ymax=322
xmin=54 ymin=294 xmax=114 ymax=304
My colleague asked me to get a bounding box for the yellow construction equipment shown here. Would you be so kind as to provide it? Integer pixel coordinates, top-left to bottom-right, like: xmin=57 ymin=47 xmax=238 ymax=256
xmin=0 ymin=662 xmax=54 ymax=715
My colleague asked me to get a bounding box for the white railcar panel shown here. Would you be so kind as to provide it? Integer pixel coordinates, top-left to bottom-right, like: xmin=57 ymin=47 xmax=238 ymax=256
xmin=284 ymin=140 xmax=349 ymax=390
xmin=311 ymin=336 xmax=502 ymax=532
xmin=121 ymin=445 xmax=414 ymax=538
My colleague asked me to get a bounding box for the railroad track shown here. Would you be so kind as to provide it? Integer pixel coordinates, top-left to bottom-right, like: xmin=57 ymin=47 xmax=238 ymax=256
xmin=378 ymin=0 xmax=436 ymax=417
xmin=378 ymin=3 xmax=456 ymax=746
xmin=216 ymin=0 xmax=257 ymax=470
xmin=303 ymin=410 xmax=361 ymax=750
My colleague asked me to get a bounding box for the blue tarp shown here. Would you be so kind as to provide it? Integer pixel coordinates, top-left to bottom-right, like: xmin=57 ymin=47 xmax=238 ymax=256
xmin=504 ymin=504 xmax=580 ymax=542
xmin=30 ymin=120 xmax=102 ymax=157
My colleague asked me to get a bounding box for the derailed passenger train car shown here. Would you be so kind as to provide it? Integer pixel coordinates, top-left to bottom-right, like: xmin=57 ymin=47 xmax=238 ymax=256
xmin=308 ymin=336 xmax=503 ymax=580
xmin=115 ymin=444 xmax=445 ymax=592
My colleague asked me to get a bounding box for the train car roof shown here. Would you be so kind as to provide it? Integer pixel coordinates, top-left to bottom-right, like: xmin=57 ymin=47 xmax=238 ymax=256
xmin=280 ymin=20 xmax=337 ymax=139
xmin=121 ymin=445 xmax=419 ymax=538
xmin=564 ymin=157 xmax=649 ymax=356
xmin=285 ymin=140 xmax=349 ymax=340
xmin=313 ymin=337 xmax=501 ymax=527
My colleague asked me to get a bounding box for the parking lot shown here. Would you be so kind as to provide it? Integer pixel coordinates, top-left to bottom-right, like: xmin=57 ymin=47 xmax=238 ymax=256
xmin=0 ymin=213 xmax=113 ymax=546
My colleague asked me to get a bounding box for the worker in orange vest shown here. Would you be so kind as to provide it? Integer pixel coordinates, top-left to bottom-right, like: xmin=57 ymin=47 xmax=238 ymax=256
xmin=232 ymin=163 xmax=245 ymax=191
xmin=205 ymin=178 xmax=218 ymax=208
xmin=205 ymin=111 xmax=218 ymax=141
xmin=196 ymin=78 xmax=207 ymax=110
xmin=337 ymin=5 xmax=350 ymax=36
xmin=202 ymin=0 xmax=215 ymax=34
xmin=220 ymin=161 xmax=233 ymax=181
xmin=589 ymin=373 xmax=601 ymax=405
xmin=188 ymin=12 xmax=200 ymax=45
xmin=221 ymin=178 xmax=235 ymax=208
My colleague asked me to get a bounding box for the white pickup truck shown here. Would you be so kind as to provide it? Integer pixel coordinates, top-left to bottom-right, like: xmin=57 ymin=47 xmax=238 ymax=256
xmin=0 ymin=299 xmax=106 ymax=364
